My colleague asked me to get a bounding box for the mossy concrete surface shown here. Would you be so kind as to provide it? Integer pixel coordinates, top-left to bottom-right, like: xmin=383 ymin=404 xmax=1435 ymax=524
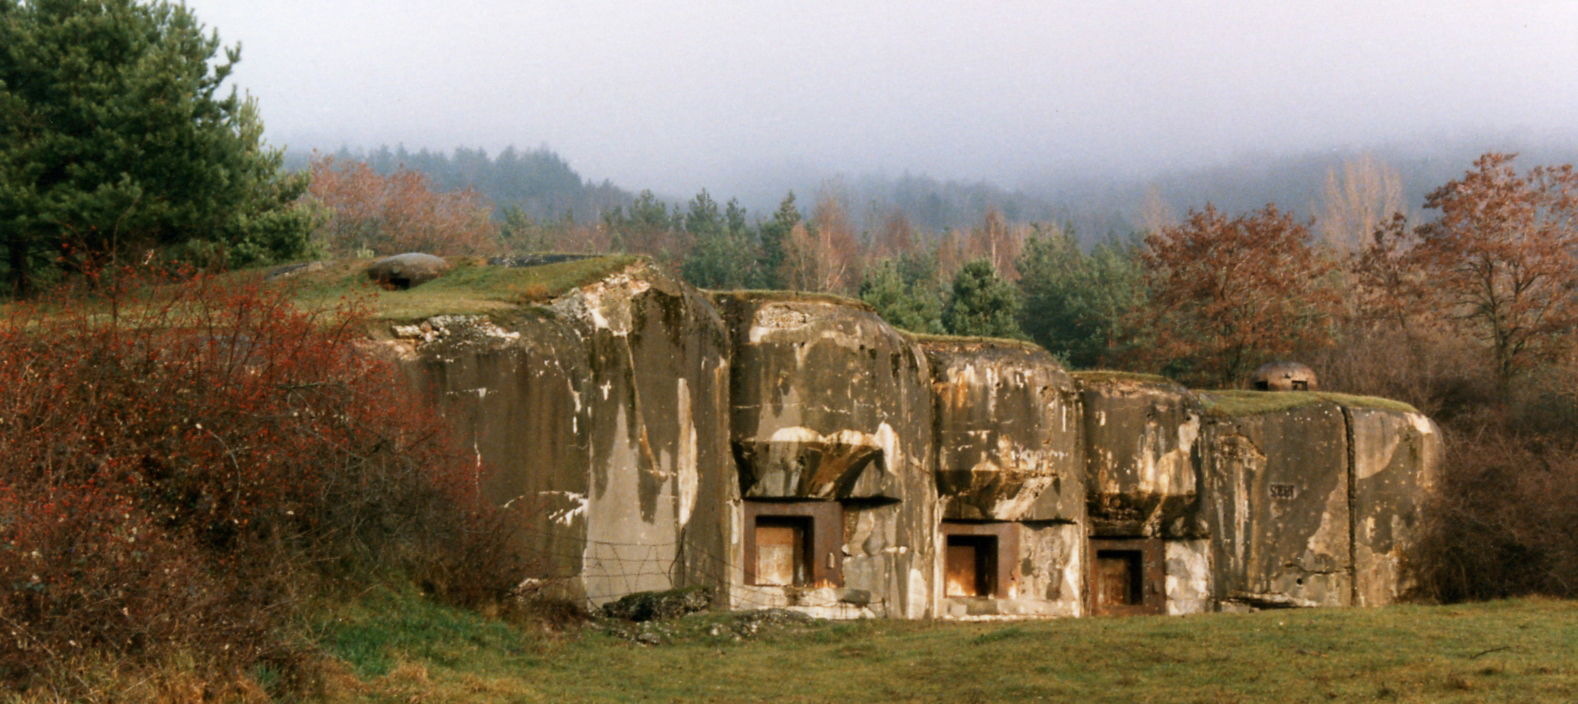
xmin=268 ymin=254 xmax=641 ymax=325
xmin=1197 ymin=389 xmax=1420 ymax=418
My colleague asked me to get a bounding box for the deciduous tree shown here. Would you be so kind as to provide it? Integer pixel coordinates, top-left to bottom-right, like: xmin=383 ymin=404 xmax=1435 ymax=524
xmin=307 ymin=154 xmax=497 ymax=256
xmin=777 ymin=192 xmax=861 ymax=294
xmin=1140 ymin=204 xmax=1339 ymax=387
xmin=1316 ymin=153 xmax=1405 ymax=253
xmin=965 ymin=207 xmax=1023 ymax=280
xmin=809 ymin=189 xmax=861 ymax=293
xmin=1408 ymin=153 xmax=1578 ymax=380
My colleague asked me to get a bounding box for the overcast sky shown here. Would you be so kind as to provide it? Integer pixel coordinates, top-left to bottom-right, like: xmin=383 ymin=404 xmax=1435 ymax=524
xmin=180 ymin=0 xmax=1578 ymax=194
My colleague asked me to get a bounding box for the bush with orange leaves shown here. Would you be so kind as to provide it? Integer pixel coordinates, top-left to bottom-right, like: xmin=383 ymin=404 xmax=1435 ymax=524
xmin=306 ymin=154 xmax=499 ymax=257
xmin=0 ymin=272 xmax=527 ymax=688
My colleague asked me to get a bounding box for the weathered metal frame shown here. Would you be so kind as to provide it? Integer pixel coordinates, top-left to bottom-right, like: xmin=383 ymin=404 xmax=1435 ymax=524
xmin=941 ymin=521 xmax=1021 ymax=599
xmin=744 ymin=500 xmax=844 ymax=587
xmin=1088 ymin=536 xmax=1165 ymax=615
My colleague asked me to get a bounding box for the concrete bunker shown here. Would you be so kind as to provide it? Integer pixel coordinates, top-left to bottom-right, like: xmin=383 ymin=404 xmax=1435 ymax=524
xmin=392 ymin=260 xmax=1440 ymax=621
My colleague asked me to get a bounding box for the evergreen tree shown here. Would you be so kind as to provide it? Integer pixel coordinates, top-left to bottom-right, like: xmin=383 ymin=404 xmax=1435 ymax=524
xmin=0 ymin=0 xmax=314 ymax=293
xmin=1016 ymin=227 xmax=1147 ymax=368
xmin=338 ymin=143 xmax=629 ymax=224
xmin=683 ymin=189 xmax=722 ymax=239
xmin=681 ymin=189 xmax=761 ymax=289
xmin=757 ymin=192 xmax=800 ymax=289
xmin=942 ymin=259 xmax=1025 ymax=339
xmin=859 ymin=258 xmax=944 ymax=334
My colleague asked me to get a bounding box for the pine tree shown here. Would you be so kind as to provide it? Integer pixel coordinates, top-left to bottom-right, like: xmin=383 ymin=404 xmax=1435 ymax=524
xmin=859 ymin=258 xmax=944 ymax=334
xmin=942 ymin=259 xmax=1025 ymax=339
xmin=681 ymin=189 xmax=761 ymax=289
xmin=0 ymin=0 xmax=313 ymax=294
xmin=1016 ymin=227 xmax=1147 ymax=368
xmin=757 ymin=192 xmax=800 ymax=289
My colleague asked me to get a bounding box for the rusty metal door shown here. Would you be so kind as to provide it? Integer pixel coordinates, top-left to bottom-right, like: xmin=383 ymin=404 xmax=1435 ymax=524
xmin=1088 ymin=537 xmax=1165 ymax=615
xmin=1094 ymin=551 xmax=1141 ymax=613
xmin=945 ymin=543 xmax=980 ymax=597
xmin=755 ymin=522 xmax=804 ymax=586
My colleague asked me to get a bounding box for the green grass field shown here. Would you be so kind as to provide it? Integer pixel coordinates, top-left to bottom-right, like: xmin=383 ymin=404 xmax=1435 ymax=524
xmin=312 ymin=592 xmax=1578 ymax=703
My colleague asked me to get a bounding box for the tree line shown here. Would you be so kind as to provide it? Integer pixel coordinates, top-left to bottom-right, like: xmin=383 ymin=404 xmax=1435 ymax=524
xmin=306 ymin=144 xmax=635 ymax=225
xmin=296 ymin=148 xmax=1578 ymax=392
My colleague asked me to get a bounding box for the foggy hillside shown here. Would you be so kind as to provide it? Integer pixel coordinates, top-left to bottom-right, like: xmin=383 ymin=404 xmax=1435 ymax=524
xmin=294 ymin=133 xmax=1578 ymax=246
xmin=285 ymin=146 xmax=636 ymax=225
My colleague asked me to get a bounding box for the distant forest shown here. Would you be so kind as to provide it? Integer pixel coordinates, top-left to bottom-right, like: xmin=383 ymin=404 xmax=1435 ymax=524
xmin=286 ymin=145 xmax=634 ymax=224
xmin=289 ymin=135 xmax=1578 ymax=247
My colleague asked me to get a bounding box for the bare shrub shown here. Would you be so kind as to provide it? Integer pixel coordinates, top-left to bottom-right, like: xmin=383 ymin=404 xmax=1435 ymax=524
xmin=1309 ymin=323 xmax=1498 ymax=421
xmin=1408 ymin=433 xmax=1578 ymax=602
xmin=307 ymin=154 xmax=499 ymax=257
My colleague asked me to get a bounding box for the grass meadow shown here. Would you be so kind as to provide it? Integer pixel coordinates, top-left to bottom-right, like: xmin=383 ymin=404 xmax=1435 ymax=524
xmin=307 ymin=592 xmax=1578 ymax=703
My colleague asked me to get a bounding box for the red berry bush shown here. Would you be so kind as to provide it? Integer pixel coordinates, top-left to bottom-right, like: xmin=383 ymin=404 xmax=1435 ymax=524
xmin=0 ymin=272 xmax=524 ymax=685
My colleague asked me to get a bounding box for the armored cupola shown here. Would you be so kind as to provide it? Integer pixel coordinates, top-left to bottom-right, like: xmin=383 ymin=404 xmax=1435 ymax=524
xmin=1251 ymin=361 xmax=1317 ymax=391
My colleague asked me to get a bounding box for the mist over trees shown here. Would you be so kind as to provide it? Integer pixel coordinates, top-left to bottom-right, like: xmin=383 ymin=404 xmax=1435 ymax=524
xmin=284 ymin=144 xmax=634 ymax=225
xmin=307 ymin=134 xmax=1578 ymax=259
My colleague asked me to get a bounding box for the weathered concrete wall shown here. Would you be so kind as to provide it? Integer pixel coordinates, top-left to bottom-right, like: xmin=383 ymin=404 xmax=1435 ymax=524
xmin=553 ymin=270 xmax=735 ymax=605
xmin=1165 ymin=539 xmax=1212 ymax=614
xmin=395 ymin=313 xmax=591 ymax=599
xmin=720 ymin=294 xmax=937 ymax=618
xmin=1349 ymin=407 xmax=1441 ymax=606
xmin=395 ymin=264 xmax=735 ymax=606
xmin=1196 ymin=395 xmax=1443 ymax=611
xmin=1200 ymin=399 xmax=1352 ymax=609
xmin=925 ymin=341 xmax=1083 ymax=522
xmin=1075 ymin=374 xmax=1203 ymax=539
xmin=1012 ymin=522 xmax=1084 ymax=617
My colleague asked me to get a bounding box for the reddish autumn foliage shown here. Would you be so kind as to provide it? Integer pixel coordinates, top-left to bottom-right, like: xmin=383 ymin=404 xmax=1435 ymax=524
xmin=1408 ymin=153 xmax=1578 ymax=380
xmin=1138 ymin=204 xmax=1340 ymax=388
xmin=0 ymin=272 xmax=524 ymax=683
xmin=307 ymin=154 xmax=499 ymax=256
